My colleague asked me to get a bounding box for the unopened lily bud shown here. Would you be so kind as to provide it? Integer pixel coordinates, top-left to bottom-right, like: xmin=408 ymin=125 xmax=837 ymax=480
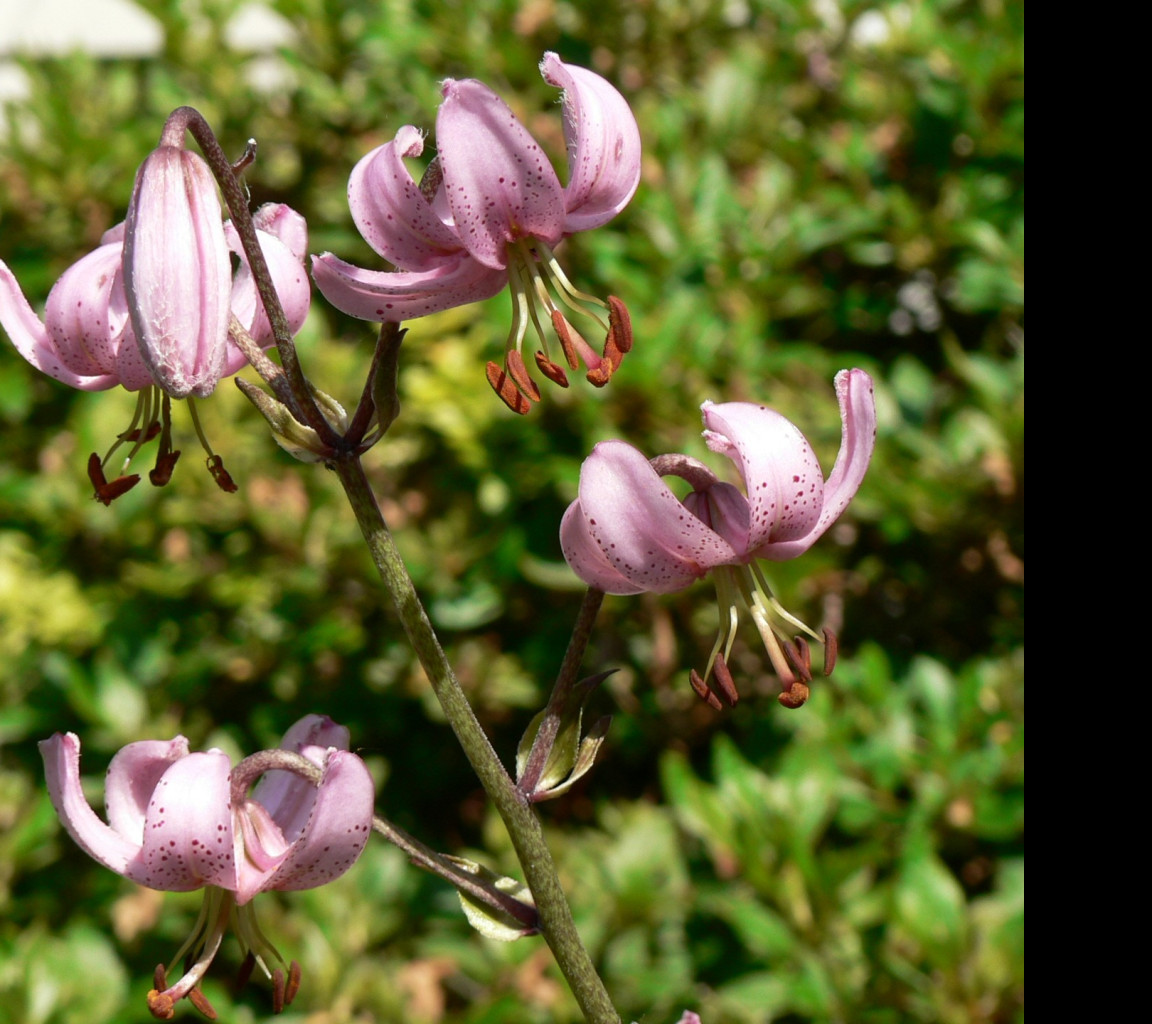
xmin=123 ymin=144 xmax=232 ymax=399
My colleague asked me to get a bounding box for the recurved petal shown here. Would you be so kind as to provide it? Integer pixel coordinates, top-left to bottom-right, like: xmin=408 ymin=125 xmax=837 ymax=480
xmin=259 ymin=750 xmax=374 ymax=897
xmin=40 ymin=732 xmax=141 ymax=878
xmin=104 ymin=736 xmax=191 ymax=843
xmin=44 ymin=244 xmax=128 ymax=378
xmin=311 ymin=250 xmax=508 ymax=322
xmin=106 ymin=275 xmax=159 ymax=391
xmin=1 ymin=259 xmax=120 ymax=391
xmin=703 ymin=401 xmax=824 ymax=555
xmin=347 ymin=127 xmax=465 ymax=271
xmin=223 ymin=225 xmax=311 ymax=375
xmin=436 ymin=78 xmax=566 ymax=269
xmin=682 ymin=481 xmax=751 ymax=555
xmin=135 ymin=750 xmax=238 ymax=891
xmin=560 ymin=499 xmax=647 ymax=594
xmin=250 ymin=715 xmax=351 ymax=844
xmin=539 ymin=52 xmax=642 ymax=233
xmin=751 ymin=369 xmax=876 ymax=561
xmin=573 ymin=440 xmax=736 ymax=593
xmin=818 ymin=368 xmax=877 ymax=532
xmin=253 ymin=203 xmax=308 ymax=261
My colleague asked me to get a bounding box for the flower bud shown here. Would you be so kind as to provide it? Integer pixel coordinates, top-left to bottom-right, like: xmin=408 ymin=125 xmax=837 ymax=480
xmin=123 ymin=145 xmax=232 ymax=399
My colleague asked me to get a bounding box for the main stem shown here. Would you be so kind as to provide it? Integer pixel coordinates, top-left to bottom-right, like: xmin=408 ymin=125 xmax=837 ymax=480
xmin=332 ymin=457 xmax=620 ymax=1024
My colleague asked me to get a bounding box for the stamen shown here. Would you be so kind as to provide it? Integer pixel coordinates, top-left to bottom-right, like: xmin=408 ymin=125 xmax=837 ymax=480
xmin=505 ymin=349 xmax=541 ymax=402
xmin=550 ymin=309 xmax=584 ymax=370
xmin=88 ymin=452 xmax=140 ymax=505
xmin=586 ymin=297 xmax=633 ymax=387
xmin=149 ymin=393 xmax=181 ymax=487
xmin=606 ymin=296 xmax=633 ymax=355
xmin=207 ymin=455 xmax=238 ymax=492
xmin=750 ymin=563 xmax=822 ymax=642
xmin=272 ymin=969 xmax=286 ymax=1014
xmin=103 ymin=389 xmax=149 ymax=467
xmin=711 ymin=653 xmax=739 ymax=706
xmin=822 ymin=627 xmax=838 ymax=676
xmin=502 ymin=239 xmax=630 ymax=395
xmin=689 ymin=669 xmax=723 ymax=710
xmin=485 ymin=361 xmax=532 ymax=414
xmin=187 ymin=398 xmax=239 ymax=492
xmin=534 ymin=350 xmax=570 ymax=387
xmin=187 ymin=986 xmax=218 ymax=1019
xmin=534 ymin=242 xmax=609 ymax=322
xmin=234 ymin=952 xmax=257 ymax=994
xmin=505 ymin=263 xmax=534 ymax=357
xmin=783 ymin=637 xmax=813 ymax=683
xmin=284 ymin=961 xmax=302 ymax=1006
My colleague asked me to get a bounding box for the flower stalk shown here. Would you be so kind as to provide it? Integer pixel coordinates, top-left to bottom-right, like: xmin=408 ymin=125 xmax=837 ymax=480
xmin=185 ymin=107 xmax=621 ymax=1022
xmin=331 ymin=456 xmax=620 ymax=1023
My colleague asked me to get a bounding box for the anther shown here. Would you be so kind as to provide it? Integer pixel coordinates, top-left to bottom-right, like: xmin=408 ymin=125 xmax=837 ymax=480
xmin=88 ymin=452 xmax=140 ymax=506
xmin=822 ymin=627 xmax=838 ymax=676
xmin=505 ymin=349 xmax=541 ymax=402
xmin=485 ymin=361 xmax=532 ymax=414
xmin=689 ymin=669 xmax=724 ymax=710
xmin=122 ymin=421 xmax=162 ymax=443
xmin=149 ymin=450 xmax=181 ymax=487
xmin=206 ymin=454 xmax=238 ymax=492
xmin=783 ymin=638 xmax=813 ymax=683
xmin=607 ymin=295 xmax=633 ymax=354
xmin=187 ymin=985 xmax=218 ymax=1019
xmin=234 ymin=952 xmax=256 ymax=994
xmin=284 ymin=961 xmax=302 ymax=1007
xmin=534 ymin=350 xmax=570 ymax=387
xmin=272 ymin=969 xmax=286 ymax=1014
xmin=550 ymin=310 xmax=582 ymax=370
xmin=711 ymin=653 xmax=740 ymax=706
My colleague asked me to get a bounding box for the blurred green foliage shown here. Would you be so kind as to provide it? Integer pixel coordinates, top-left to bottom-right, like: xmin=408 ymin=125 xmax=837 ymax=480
xmin=0 ymin=1 xmax=1022 ymax=1022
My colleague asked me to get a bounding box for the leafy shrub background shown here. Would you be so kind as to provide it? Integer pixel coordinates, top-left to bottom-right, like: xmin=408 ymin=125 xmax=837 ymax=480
xmin=0 ymin=1 xmax=1022 ymax=1022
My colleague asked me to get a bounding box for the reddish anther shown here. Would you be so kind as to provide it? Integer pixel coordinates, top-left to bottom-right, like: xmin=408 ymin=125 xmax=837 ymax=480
xmin=822 ymin=627 xmax=838 ymax=676
xmin=149 ymin=450 xmax=181 ymax=486
xmin=88 ymin=452 xmax=141 ymax=506
xmin=187 ymin=986 xmax=218 ymax=1019
xmin=485 ymin=361 xmax=532 ymax=414
xmin=206 ymin=454 xmax=237 ymax=493
xmin=607 ymin=295 xmax=632 ymax=354
xmin=783 ymin=637 xmax=813 ymax=683
xmin=551 ymin=309 xmax=582 ymax=370
xmin=123 ymin=421 xmax=163 ymax=443
xmin=711 ymin=653 xmax=740 ymax=707
xmin=689 ymin=669 xmax=724 ymax=711
xmin=234 ymin=952 xmax=256 ymax=993
xmin=505 ymin=349 xmax=541 ymax=402
xmin=534 ymin=350 xmax=570 ymax=387
xmin=285 ymin=961 xmax=302 ymax=1006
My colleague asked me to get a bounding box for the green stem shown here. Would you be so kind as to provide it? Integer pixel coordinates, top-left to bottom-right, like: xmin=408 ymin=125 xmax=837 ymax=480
xmin=331 ymin=456 xmax=620 ymax=1024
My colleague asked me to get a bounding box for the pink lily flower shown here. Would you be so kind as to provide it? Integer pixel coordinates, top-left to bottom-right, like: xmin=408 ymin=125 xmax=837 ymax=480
xmin=312 ymin=51 xmax=641 ymax=413
xmin=0 ymin=198 xmax=310 ymax=500
xmin=560 ymin=369 xmax=876 ymax=708
xmin=39 ymin=714 xmax=374 ymax=1017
